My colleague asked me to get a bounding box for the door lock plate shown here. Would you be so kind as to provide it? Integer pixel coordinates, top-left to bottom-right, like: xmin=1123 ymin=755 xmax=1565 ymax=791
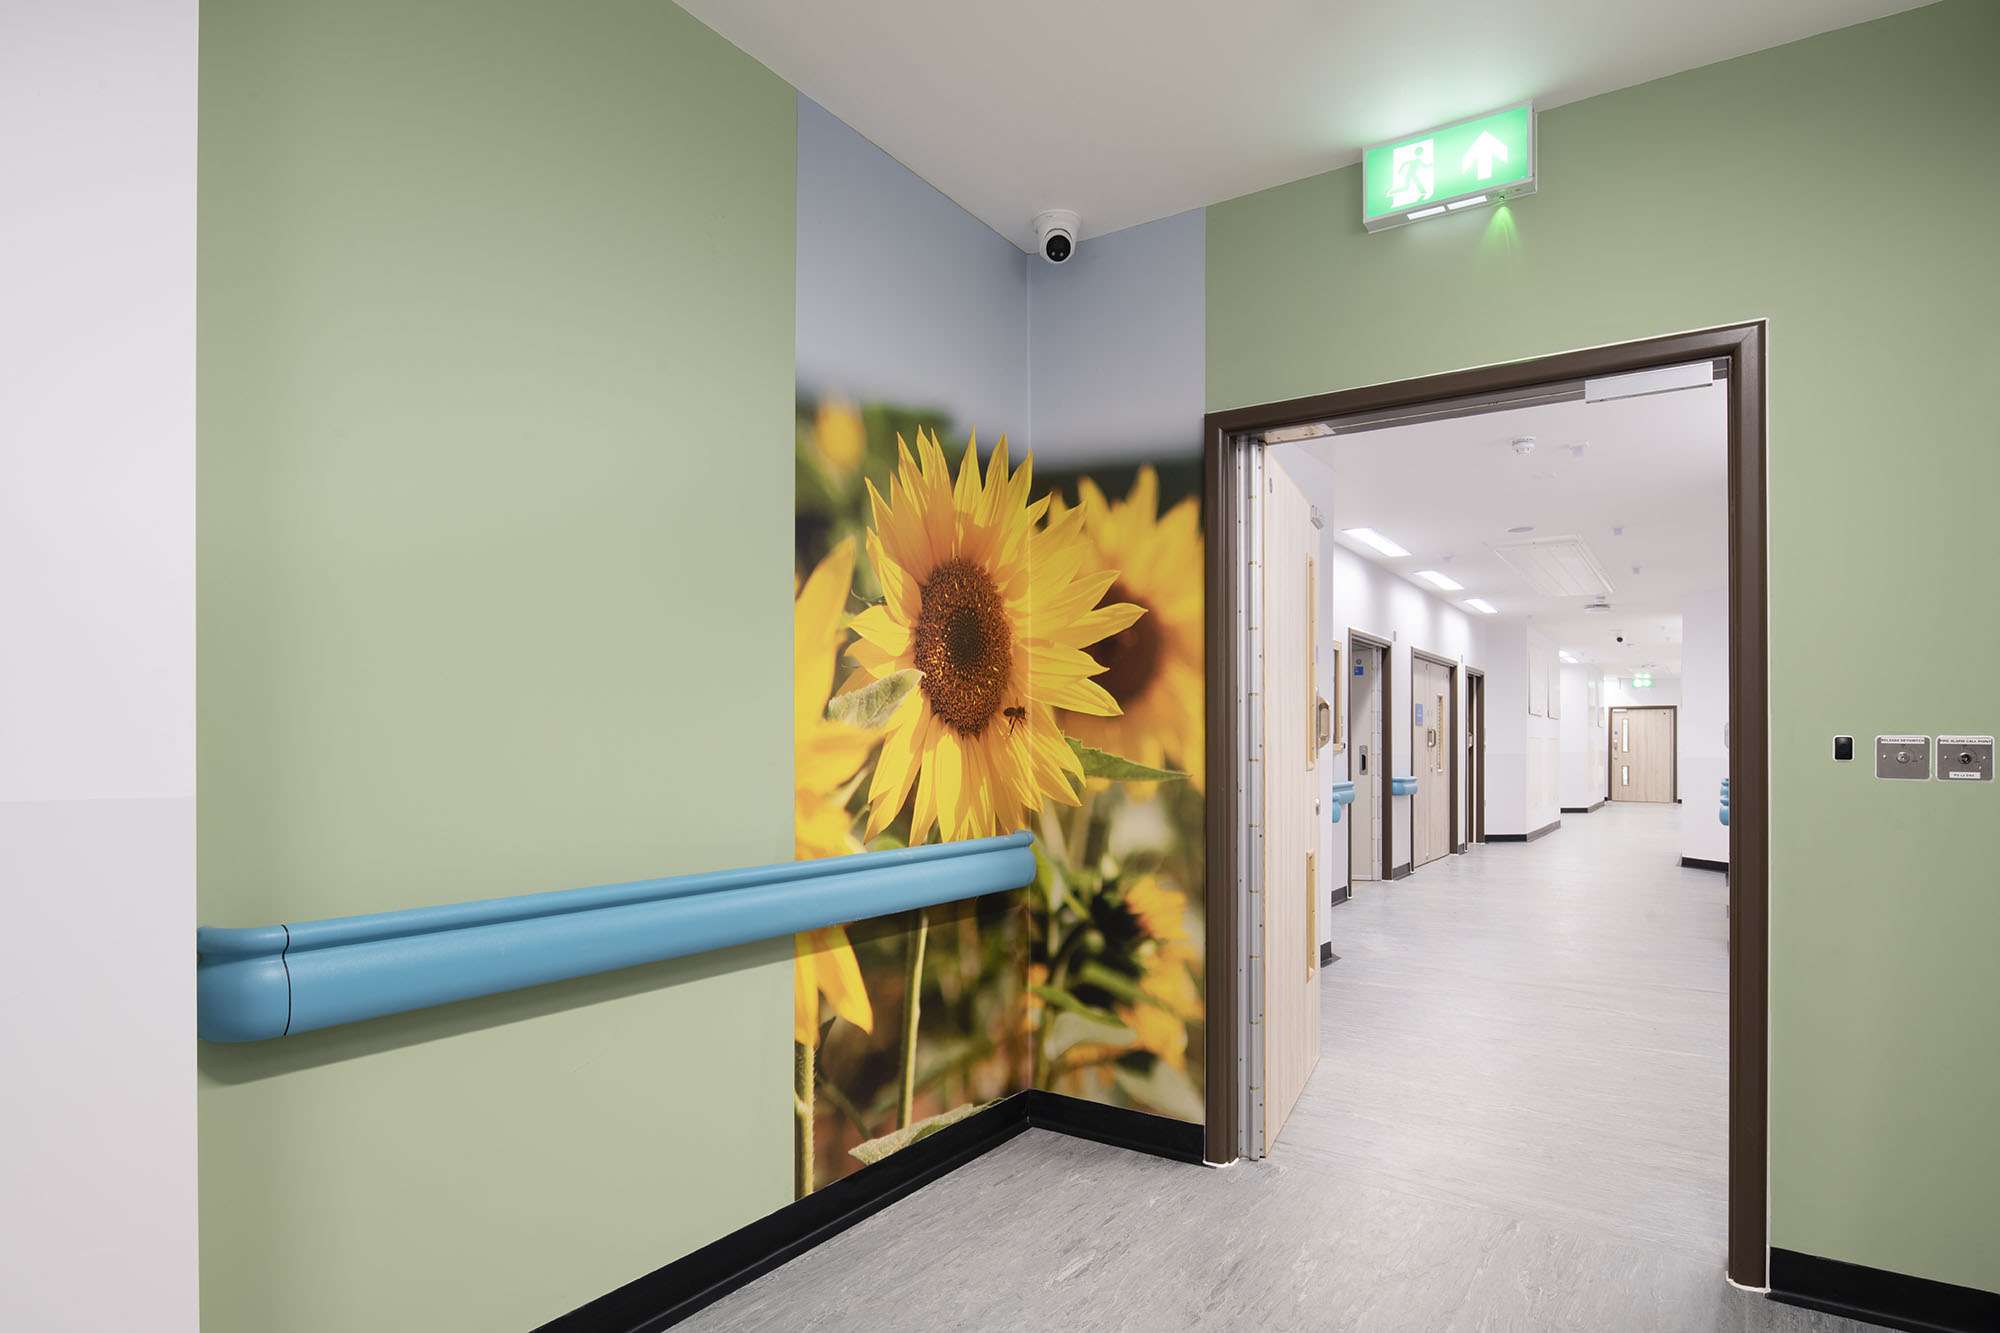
xmin=1936 ymin=735 xmax=1994 ymax=782
xmin=1875 ymin=734 xmax=1931 ymax=780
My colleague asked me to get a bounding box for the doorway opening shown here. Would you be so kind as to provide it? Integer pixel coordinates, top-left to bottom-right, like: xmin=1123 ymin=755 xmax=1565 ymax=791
xmin=1201 ymin=323 xmax=1767 ymax=1288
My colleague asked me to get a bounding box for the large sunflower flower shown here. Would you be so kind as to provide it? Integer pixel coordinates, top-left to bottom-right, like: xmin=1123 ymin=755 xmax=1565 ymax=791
xmin=848 ymin=429 xmax=1142 ymax=844
xmin=792 ymin=537 xmax=875 ymax=1045
xmin=1053 ymin=468 xmax=1204 ymax=788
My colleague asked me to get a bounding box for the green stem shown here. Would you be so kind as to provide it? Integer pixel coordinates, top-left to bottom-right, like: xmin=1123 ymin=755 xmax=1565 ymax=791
xmin=820 ymin=1071 xmax=871 ymax=1140
xmin=897 ymin=907 xmax=929 ymax=1128
xmin=793 ymin=1039 xmax=815 ymax=1199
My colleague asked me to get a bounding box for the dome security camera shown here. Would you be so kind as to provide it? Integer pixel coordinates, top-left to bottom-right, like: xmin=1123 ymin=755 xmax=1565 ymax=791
xmin=1033 ymin=209 xmax=1081 ymax=264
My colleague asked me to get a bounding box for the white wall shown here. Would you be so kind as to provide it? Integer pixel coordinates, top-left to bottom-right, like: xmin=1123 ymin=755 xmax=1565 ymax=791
xmin=1313 ymin=529 xmax=1484 ymax=935
xmin=1480 ymin=621 xmax=1563 ymax=837
xmin=1557 ymin=664 xmax=1609 ymax=811
xmin=0 ymin=2 xmax=199 ymax=1327
xmin=1603 ymin=673 xmax=1683 ymax=708
xmin=1678 ymin=586 xmax=1731 ymax=864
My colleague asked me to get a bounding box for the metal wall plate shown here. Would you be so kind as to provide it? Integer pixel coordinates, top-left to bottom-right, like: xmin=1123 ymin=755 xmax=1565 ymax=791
xmin=1935 ymin=735 xmax=1994 ymax=782
xmin=1875 ymin=734 xmax=1930 ymax=780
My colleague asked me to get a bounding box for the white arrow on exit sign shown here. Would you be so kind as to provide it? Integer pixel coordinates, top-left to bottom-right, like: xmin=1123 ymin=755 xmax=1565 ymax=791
xmin=1461 ymin=130 xmax=1509 ymax=181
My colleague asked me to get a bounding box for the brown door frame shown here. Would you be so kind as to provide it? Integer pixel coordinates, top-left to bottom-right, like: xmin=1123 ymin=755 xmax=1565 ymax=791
xmin=1412 ymin=647 xmax=1460 ymax=860
xmin=1346 ymin=629 xmax=1393 ymax=885
xmin=1465 ymin=667 xmax=1486 ymax=845
xmin=1608 ymin=703 xmax=1680 ymax=803
xmin=1202 ymin=322 xmax=1767 ymax=1287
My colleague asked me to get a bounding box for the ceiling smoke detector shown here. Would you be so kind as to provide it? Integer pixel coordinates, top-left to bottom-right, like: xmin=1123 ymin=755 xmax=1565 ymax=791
xmin=1509 ymin=436 xmax=1537 ymax=456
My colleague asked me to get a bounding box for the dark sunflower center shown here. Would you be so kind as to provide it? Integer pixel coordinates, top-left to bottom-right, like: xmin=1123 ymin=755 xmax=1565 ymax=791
xmin=914 ymin=558 xmax=1011 ymax=736
xmin=1091 ymin=581 xmax=1160 ymax=707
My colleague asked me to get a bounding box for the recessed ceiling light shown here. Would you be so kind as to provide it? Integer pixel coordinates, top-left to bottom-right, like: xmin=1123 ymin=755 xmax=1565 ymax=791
xmin=1558 ymin=650 xmax=1578 ymax=663
xmin=1343 ymin=527 xmax=1410 ymax=558
xmin=1415 ymin=569 xmax=1463 ymax=592
xmin=1464 ymin=598 xmax=1497 ymax=615
xmin=1507 ymin=524 xmax=1534 ymax=534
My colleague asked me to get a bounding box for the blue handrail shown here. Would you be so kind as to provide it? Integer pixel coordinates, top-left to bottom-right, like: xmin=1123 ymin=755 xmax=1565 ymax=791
xmin=1329 ymin=781 xmax=1356 ymax=823
xmin=1390 ymin=775 xmax=1418 ymax=797
xmin=198 ymin=832 xmax=1035 ymax=1043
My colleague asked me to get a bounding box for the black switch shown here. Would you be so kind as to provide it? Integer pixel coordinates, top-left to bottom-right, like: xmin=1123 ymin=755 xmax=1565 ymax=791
xmin=1832 ymin=735 xmax=1854 ymax=762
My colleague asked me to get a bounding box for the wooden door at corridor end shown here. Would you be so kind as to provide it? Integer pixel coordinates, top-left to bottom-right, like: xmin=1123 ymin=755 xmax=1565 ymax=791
xmin=1610 ymin=706 xmax=1676 ymax=803
xmin=1261 ymin=462 xmax=1321 ymax=1151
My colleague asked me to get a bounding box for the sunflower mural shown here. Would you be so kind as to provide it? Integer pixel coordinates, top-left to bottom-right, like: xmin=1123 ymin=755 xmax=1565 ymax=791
xmin=792 ymin=398 xmax=1206 ymax=1196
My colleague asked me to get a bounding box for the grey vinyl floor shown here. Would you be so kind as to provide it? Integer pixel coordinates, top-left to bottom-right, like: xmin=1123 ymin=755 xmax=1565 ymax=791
xmin=690 ymin=804 xmax=1877 ymax=1331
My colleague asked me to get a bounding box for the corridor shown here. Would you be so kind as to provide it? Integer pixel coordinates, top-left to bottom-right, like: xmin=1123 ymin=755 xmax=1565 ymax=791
xmin=693 ymin=807 xmax=1874 ymax=1331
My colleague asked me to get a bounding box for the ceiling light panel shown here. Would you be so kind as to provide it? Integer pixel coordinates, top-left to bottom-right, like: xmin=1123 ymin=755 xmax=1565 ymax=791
xmin=1464 ymin=598 xmax=1497 ymax=615
xmin=1415 ymin=569 xmax=1463 ymax=592
xmin=1343 ymin=527 xmax=1410 ymax=558
xmin=1492 ymin=535 xmax=1615 ymax=598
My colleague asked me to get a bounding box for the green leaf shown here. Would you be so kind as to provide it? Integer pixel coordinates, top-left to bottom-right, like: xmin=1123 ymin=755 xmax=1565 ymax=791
xmin=1074 ymin=961 xmax=1149 ymax=1007
xmin=848 ymin=1101 xmax=988 ymax=1165
xmin=1066 ymin=738 xmax=1187 ymax=784
xmin=1031 ymin=984 xmax=1125 ymax=1028
xmin=1044 ymin=1010 xmax=1134 ymax=1061
xmin=827 ymin=668 xmax=920 ymax=730
xmin=1112 ymin=1062 xmax=1205 ymax=1123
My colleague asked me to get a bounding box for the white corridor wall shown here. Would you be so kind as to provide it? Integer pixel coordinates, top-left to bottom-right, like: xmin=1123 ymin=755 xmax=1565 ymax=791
xmin=0 ymin=2 xmax=200 ymax=1328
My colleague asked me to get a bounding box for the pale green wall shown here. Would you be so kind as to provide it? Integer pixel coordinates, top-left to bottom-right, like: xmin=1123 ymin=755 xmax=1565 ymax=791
xmin=1209 ymin=0 xmax=1999 ymax=1292
xmin=197 ymin=1 xmax=797 ymax=1327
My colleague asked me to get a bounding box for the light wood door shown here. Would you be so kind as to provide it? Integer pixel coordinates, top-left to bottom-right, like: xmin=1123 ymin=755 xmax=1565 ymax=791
xmin=1410 ymin=657 xmax=1450 ymax=867
xmin=1262 ymin=463 xmax=1321 ymax=1150
xmin=1611 ymin=707 xmax=1675 ymax=803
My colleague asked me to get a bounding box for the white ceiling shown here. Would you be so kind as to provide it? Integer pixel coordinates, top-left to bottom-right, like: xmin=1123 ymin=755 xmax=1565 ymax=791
xmin=677 ymin=0 xmax=1930 ymax=251
xmin=1275 ymin=375 xmax=1728 ymax=673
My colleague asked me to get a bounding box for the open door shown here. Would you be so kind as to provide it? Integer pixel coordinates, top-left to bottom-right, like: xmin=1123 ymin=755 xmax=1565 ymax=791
xmin=1261 ymin=462 xmax=1322 ymax=1151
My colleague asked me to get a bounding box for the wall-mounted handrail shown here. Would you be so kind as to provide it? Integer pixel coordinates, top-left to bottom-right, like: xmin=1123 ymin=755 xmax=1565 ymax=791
xmin=1329 ymin=781 xmax=1357 ymax=823
xmin=198 ymin=832 xmax=1035 ymax=1043
xmin=1390 ymin=775 xmax=1418 ymax=797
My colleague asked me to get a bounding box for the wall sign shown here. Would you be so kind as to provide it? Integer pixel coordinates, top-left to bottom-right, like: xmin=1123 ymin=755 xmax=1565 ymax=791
xmin=1363 ymin=103 xmax=1536 ymax=232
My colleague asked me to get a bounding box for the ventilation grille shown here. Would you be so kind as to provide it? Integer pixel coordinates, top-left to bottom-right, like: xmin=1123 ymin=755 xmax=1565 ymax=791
xmin=1492 ymin=535 xmax=1615 ymax=598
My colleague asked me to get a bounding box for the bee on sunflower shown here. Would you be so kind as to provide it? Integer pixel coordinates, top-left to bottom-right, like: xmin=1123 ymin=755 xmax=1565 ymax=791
xmin=846 ymin=428 xmax=1143 ymax=844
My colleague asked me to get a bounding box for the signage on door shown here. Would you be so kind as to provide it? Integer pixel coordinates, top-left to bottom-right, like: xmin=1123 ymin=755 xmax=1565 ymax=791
xmin=1414 ymin=703 xmax=1424 ymax=725
xmin=1363 ymin=103 xmax=1537 ymax=231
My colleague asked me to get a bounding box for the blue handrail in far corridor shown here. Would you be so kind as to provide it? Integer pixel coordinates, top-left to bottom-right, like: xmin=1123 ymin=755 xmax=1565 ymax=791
xmin=197 ymin=832 xmax=1036 ymax=1043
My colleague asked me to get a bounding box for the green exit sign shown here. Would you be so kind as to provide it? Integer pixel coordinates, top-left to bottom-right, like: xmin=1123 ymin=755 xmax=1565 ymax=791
xmin=1363 ymin=103 xmax=1536 ymax=231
